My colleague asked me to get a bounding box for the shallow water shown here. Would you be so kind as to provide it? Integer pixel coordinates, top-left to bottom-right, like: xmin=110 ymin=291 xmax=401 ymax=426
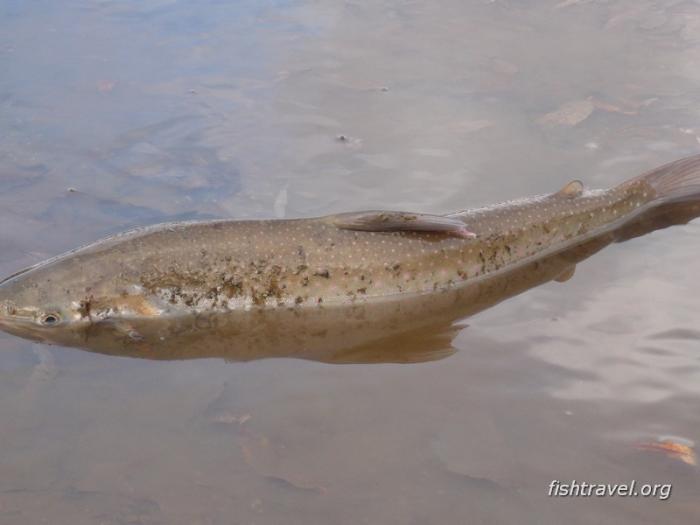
xmin=2 ymin=0 xmax=700 ymax=523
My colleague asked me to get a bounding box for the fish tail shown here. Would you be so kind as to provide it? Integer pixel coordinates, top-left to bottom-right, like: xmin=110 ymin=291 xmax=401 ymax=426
xmin=625 ymin=153 xmax=700 ymax=205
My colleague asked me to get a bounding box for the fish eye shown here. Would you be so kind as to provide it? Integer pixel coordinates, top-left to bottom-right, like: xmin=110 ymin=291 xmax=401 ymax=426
xmin=40 ymin=313 xmax=62 ymax=326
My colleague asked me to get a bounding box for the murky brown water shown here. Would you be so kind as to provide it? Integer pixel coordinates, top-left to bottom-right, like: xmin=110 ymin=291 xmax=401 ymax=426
xmin=2 ymin=0 xmax=700 ymax=523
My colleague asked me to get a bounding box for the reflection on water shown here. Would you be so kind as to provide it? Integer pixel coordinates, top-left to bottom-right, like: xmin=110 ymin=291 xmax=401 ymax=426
xmin=1 ymin=0 xmax=700 ymax=523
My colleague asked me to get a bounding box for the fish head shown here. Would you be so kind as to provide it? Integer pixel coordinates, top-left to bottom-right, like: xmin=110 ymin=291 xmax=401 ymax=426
xmin=0 ymin=244 xmax=169 ymax=347
xmin=0 ymin=257 xmax=96 ymax=343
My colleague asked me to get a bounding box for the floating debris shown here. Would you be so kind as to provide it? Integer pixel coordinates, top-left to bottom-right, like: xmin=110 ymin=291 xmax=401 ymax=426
xmin=537 ymin=99 xmax=595 ymax=127
xmin=590 ymin=95 xmax=656 ymax=116
xmin=636 ymin=436 xmax=696 ymax=466
xmin=335 ymin=134 xmax=363 ymax=148
xmin=97 ymin=80 xmax=117 ymax=93
xmin=590 ymin=97 xmax=638 ymax=116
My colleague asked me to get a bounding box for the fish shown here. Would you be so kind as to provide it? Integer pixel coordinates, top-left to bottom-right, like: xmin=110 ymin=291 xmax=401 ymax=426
xmin=1 ymin=154 xmax=700 ymax=357
xmin=0 ymin=226 xmax=652 ymax=363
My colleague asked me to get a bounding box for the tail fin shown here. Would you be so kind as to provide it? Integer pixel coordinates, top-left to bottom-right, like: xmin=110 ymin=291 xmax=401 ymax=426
xmin=626 ymin=153 xmax=700 ymax=204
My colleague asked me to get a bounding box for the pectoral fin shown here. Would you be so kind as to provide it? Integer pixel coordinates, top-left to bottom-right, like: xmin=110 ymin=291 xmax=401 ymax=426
xmin=93 ymin=318 xmax=144 ymax=341
xmin=329 ymin=211 xmax=476 ymax=238
xmin=112 ymin=321 xmax=146 ymax=343
xmin=556 ymin=180 xmax=584 ymax=198
xmin=554 ymin=265 xmax=576 ymax=283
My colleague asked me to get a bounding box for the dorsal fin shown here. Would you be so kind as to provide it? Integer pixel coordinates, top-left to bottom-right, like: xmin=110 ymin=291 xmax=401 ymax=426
xmin=328 ymin=211 xmax=476 ymax=238
xmin=556 ymin=180 xmax=584 ymax=198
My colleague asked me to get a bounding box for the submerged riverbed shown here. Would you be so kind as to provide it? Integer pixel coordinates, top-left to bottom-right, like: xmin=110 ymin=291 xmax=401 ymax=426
xmin=1 ymin=1 xmax=700 ymax=523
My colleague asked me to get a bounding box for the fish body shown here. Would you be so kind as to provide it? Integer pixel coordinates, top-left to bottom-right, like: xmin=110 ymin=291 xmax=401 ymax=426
xmin=0 ymin=154 xmax=699 ymax=346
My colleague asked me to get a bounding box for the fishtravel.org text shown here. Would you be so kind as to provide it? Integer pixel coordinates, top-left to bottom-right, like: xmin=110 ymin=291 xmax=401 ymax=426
xmin=548 ymin=480 xmax=671 ymax=501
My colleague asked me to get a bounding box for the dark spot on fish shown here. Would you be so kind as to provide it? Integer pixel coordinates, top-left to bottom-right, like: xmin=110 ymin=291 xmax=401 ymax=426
xmin=314 ymin=269 xmax=330 ymax=278
xmin=251 ymin=288 xmax=265 ymax=306
xmin=222 ymin=279 xmax=243 ymax=298
xmin=77 ymin=298 xmax=92 ymax=319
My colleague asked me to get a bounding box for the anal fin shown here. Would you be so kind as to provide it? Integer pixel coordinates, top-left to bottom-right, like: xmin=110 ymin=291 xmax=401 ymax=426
xmin=115 ymin=322 xmax=145 ymax=342
xmin=554 ymin=265 xmax=576 ymax=283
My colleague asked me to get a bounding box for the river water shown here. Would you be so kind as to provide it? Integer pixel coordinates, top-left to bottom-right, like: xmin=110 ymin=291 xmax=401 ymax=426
xmin=1 ymin=1 xmax=700 ymax=523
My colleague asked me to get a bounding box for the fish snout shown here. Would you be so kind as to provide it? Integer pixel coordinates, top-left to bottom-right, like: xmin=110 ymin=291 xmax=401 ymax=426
xmin=0 ymin=299 xmax=39 ymax=331
xmin=0 ymin=300 xmax=28 ymax=336
xmin=0 ymin=300 xmax=17 ymax=321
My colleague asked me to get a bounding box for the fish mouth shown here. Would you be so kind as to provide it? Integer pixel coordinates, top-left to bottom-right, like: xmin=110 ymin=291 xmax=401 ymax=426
xmin=0 ymin=301 xmax=40 ymax=331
